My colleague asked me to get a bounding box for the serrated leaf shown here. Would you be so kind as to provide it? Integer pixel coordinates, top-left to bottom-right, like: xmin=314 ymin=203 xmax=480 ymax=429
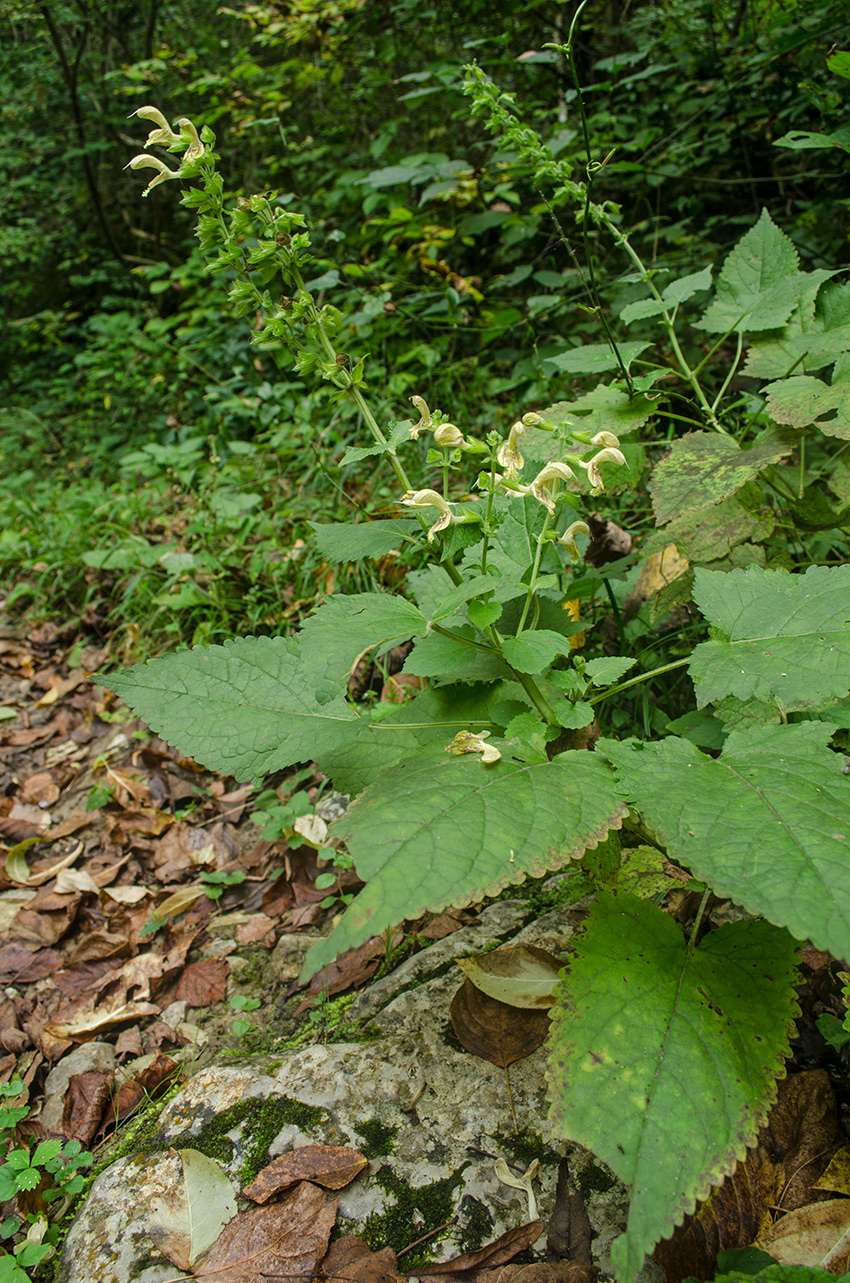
xmin=308 ymin=519 xmax=419 ymax=561
xmin=584 ymin=657 xmax=637 ymax=687
xmin=689 ymin=564 xmax=850 ymax=710
xmin=403 ymin=628 xmax=511 ymax=681
xmin=299 ymin=593 xmax=426 ymax=702
xmin=743 ymin=278 xmax=846 ymax=380
xmin=315 ymin=683 xmax=524 ymax=794
xmin=545 ymin=341 xmax=651 ymax=375
xmin=547 ymin=892 xmax=799 ymax=1283
xmin=650 ymin=429 xmax=796 ymax=525
xmin=102 ymin=636 xmax=361 ymax=782
xmin=763 ymin=374 xmax=850 ymax=439
xmin=602 ymin=723 xmax=850 ymax=958
xmin=428 ymin=575 xmax=498 ymax=623
xmin=696 ymin=210 xmax=806 ymax=333
xmin=147 ymin=1149 xmax=238 ymax=1270
xmin=300 ymin=745 xmax=625 ymax=981
xmin=500 ymin=630 xmax=573 ymax=673
xmin=523 ymin=387 xmax=657 ymax=460
xmin=621 ymin=267 xmax=713 ymax=325
xmin=457 ymin=944 xmax=563 ymax=1009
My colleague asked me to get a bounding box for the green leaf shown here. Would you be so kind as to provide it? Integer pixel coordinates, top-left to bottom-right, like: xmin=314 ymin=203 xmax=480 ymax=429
xmin=308 ymin=519 xmax=419 ymax=562
xmin=620 ymin=267 xmax=713 ymax=324
xmin=584 ymin=657 xmax=636 ymax=687
xmin=299 ymin=593 xmax=426 ymax=702
xmin=428 ymin=576 xmax=499 ymax=624
xmin=402 ymin=628 xmax=511 ymax=682
xmin=642 ymin=486 xmax=774 ymax=563
xmin=315 ymin=683 xmax=525 ymax=794
xmin=695 ymin=210 xmax=810 ymax=333
xmin=763 ymin=373 xmax=850 ymax=439
xmin=102 ymin=635 xmax=361 ymax=783
xmin=147 ymin=1148 xmax=237 ymax=1270
xmin=744 ymin=278 xmax=847 ymax=379
xmin=544 ymin=341 xmax=651 ymax=376
xmin=500 ymin=630 xmax=573 ymax=673
xmin=773 ymin=126 xmax=850 ymax=152
xmin=301 ymin=746 xmax=626 ymax=981
xmin=689 ymin=564 xmax=850 ymax=710
xmin=602 ymin=724 xmax=850 ymax=957
xmin=650 ymin=429 xmax=796 ymax=525
xmin=524 ymin=387 xmax=656 ymax=457
xmin=547 ymin=893 xmax=799 ymax=1283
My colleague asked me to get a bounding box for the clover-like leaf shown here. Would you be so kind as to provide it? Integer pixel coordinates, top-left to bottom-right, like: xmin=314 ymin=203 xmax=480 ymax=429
xmin=300 ymin=744 xmax=625 ymax=981
xmin=548 ymin=893 xmax=799 ymax=1283
xmin=602 ymin=723 xmax=850 ymax=958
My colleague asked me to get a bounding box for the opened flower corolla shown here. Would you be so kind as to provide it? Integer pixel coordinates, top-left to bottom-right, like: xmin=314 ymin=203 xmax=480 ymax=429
xmin=176 ymin=117 xmax=205 ymax=162
xmin=529 ymin=461 xmax=576 ymax=515
xmin=559 ymin=519 xmax=591 ymax=561
xmin=409 ymin=395 xmax=431 ymax=440
xmin=126 ymin=154 xmax=181 ymax=196
xmin=400 ymin=488 xmax=456 ymax=542
xmin=497 ymin=420 xmax=527 ymax=477
xmin=581 ymin=447 xmax=626 ymax=495
xmin=131 ymin=106 xmax=181 ymax=148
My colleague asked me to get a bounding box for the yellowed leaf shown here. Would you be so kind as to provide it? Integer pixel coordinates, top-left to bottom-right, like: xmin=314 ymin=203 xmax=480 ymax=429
xmin=758 ymin=1199 xmax=850 ymax=1272
xmin=47 ymin=999 xmax=160 ymax=1038
xmin=634 ymin=545 xmax=690 ymax=600
xmin=814 ymin=1149 xmax=850 ymax=1197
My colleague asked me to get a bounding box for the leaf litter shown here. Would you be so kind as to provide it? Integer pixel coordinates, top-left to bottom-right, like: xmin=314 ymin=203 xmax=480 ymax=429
xmin=3 ymin=617 xmax=850 ymax=1278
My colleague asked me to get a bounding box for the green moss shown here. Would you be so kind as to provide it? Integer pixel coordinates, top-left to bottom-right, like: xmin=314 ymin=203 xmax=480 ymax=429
xmin=172 ymin=1093 xmax=327 ymax=1184
xmin=357 ymin=1118 xmax=397 ymax=1158
xmin=358 ymin=1165 xmax=463 ymax=1267
xmin=456 ymin=1196 xmax=494 ymax=1253
xmin=576 ymin=1159 xmax=616 ymax=1196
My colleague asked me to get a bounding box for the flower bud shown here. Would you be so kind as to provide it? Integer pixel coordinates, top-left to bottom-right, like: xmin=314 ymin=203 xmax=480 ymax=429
xmin=433 ymin=423 xmax=465 ymax=449
xmin=591 ymin=430 xmax=620 ymax=449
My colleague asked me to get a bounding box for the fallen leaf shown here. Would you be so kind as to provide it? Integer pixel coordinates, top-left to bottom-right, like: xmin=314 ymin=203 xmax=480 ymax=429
xmin=54 ymin=868 xmax=100 ymax=896
xmin=320 ymin=1234 xmax=404 ymax=1283
xmin=421 ymin=1221 xmax=544 ymax=1275
xmin=46 ymin=998 xmax=160 ymax=1039
xmin=62 ymin=1071 xmax=115 ymax=1144
xmin=548 ymin=1159 xmax=594 ymax=1267
xmin=0 ymin=944 xmax=61 ymax=984
xmin=656 ymin=1070 xmax=840 ymax=1283
xmin=235 ymin=914 xmax=276 ymax=946
xmin=152 ymin=885 xmax=208 ymax=920
xmin=112 ymin=1054 xmax=182 ymax=1124
xmin=243 ymin=1144 xmax=368 ymax=1202
xmin=814 ymin=1147 xmax=850 ymax=1196
xmin=456 ymin=946 xmax=564 ymax=1010
xmin=176 ymin=959 xmax=229 ymax=1007
xmin=295 ymin=934 xmax=395 ymax=1014
xmin=19 ymin=773 xmax=60 ymax=807
xmin=450 ymin=977 xmax=550 ymax=1067
xmin=148 ymin=1148 xmax=238 ymax=1270
xmin=476 ymin=1265 xmax=598 ymax=1283
xmin=758 ymin=1199 xmax=850 ymax=1272
xmin=421 ymin=908 xmax=474 ymax=941
xmin=190 ymin=1181 xmax=338 ymax=1282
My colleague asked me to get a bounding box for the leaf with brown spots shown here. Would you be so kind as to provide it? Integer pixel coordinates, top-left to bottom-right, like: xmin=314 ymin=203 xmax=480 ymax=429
xmin=243 ymin=1145 xmax=368 ymax=1202
xmin=176 ymin=958 xmax=229 ymax=1007
xmin=450 ymin=978 xmax=550 ymax=1067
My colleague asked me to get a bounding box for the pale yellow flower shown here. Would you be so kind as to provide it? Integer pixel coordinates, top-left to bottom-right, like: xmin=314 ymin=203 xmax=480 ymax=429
xmin=131 ymin=106 xmax=180 ymax=148
xmin=176 ymin=117 xmax=205 ymax=163
xmin=581 ymin=447 xmax=627 ymax=495
xmin=401 ymin=488 xmax=455 ymax=542
xmin=433 ymin=423 xmax=465 ymax=448
xmin=496 ymin=420 xmax=527 ymax=477
xmin=445 ymin=730 xmax=501 ymax=764
xmin=126 ymin=154 xmax=181 ymax=196
xmin=529 ymin=461 xmax=576 ymax=515
xmin=559 ymin=519 xmax=591 ymax=561
xmin=409 ymin=395 xmax=431 ymax=440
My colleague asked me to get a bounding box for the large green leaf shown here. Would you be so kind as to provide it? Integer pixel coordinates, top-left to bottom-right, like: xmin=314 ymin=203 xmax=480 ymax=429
xmin=308 ymin=519 xmax=419 ymax=562
xmin=548 ymin=893 xmax=799 ymax=1283
xmin=642 ymin=486 xmax=774 ymax=563
xmin=695 ymin=210 xmax=823 ymax=334
xmin=544 ymin=341 xmax=651 ymax=376
xmin=300 ymin=746 xmax=626 ymax=980
xmin=403 ymin=628 xmax=511 ymax=682
xmin=650 ymin=429 xmax=796 ymax=526
xmin=602 ymin=724 xmax=850 ymax=958
xmin=298 ymin=592 xmax=427 ymax=702
xmin=620 ymin=266 xmax=713 ymax=325
xmin=315 ymin=683 xmax=527 ymax=794
xmin=743 ymin=278 xmax=847 ymax=380
xmin=102 ymin=636 xmax=361 ymax=782
xmin=689 ymin=564 xmax=850 ymax=710
xmin=523 ymin=386 xmax=657 ymax=457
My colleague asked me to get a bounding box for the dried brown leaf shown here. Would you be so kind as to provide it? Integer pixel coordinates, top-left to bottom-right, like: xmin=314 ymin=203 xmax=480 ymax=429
xmin=192 ymin=1182 xmax=338 ymax=1283
xmin=19 ymin=774 xmax=60 ymax=807
xmin=320 ymin=1234 xmax=404 ymax=1283
xmin=176 ymin=959 xmax=229 ymax=1008
xmin=759 ymin=1198 xmax=850 ymax=1271
xmin=46 ymin=998 xmax=160 ymax=1039
xmin=420 ymin=1221 xmax=544 ymax=1275
xmin=62 ymin=1071 xmax=114 ymax=1144
xmin=449 ymin=978 xmax=550 ymax=1067
xmin=244 ymin=1145 xmax=368 ymax=1202
xmin=0 ymin=944 xmax=61 ymax=984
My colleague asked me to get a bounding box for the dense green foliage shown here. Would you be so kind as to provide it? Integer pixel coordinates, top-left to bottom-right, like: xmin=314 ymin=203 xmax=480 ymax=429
xmin=2 ymin=1 xmax=850 ymax=1278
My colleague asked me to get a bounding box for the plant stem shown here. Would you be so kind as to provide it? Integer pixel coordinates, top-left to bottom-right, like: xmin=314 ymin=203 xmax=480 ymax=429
xmin=589 ymin=657 xmax=691 ymax=706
